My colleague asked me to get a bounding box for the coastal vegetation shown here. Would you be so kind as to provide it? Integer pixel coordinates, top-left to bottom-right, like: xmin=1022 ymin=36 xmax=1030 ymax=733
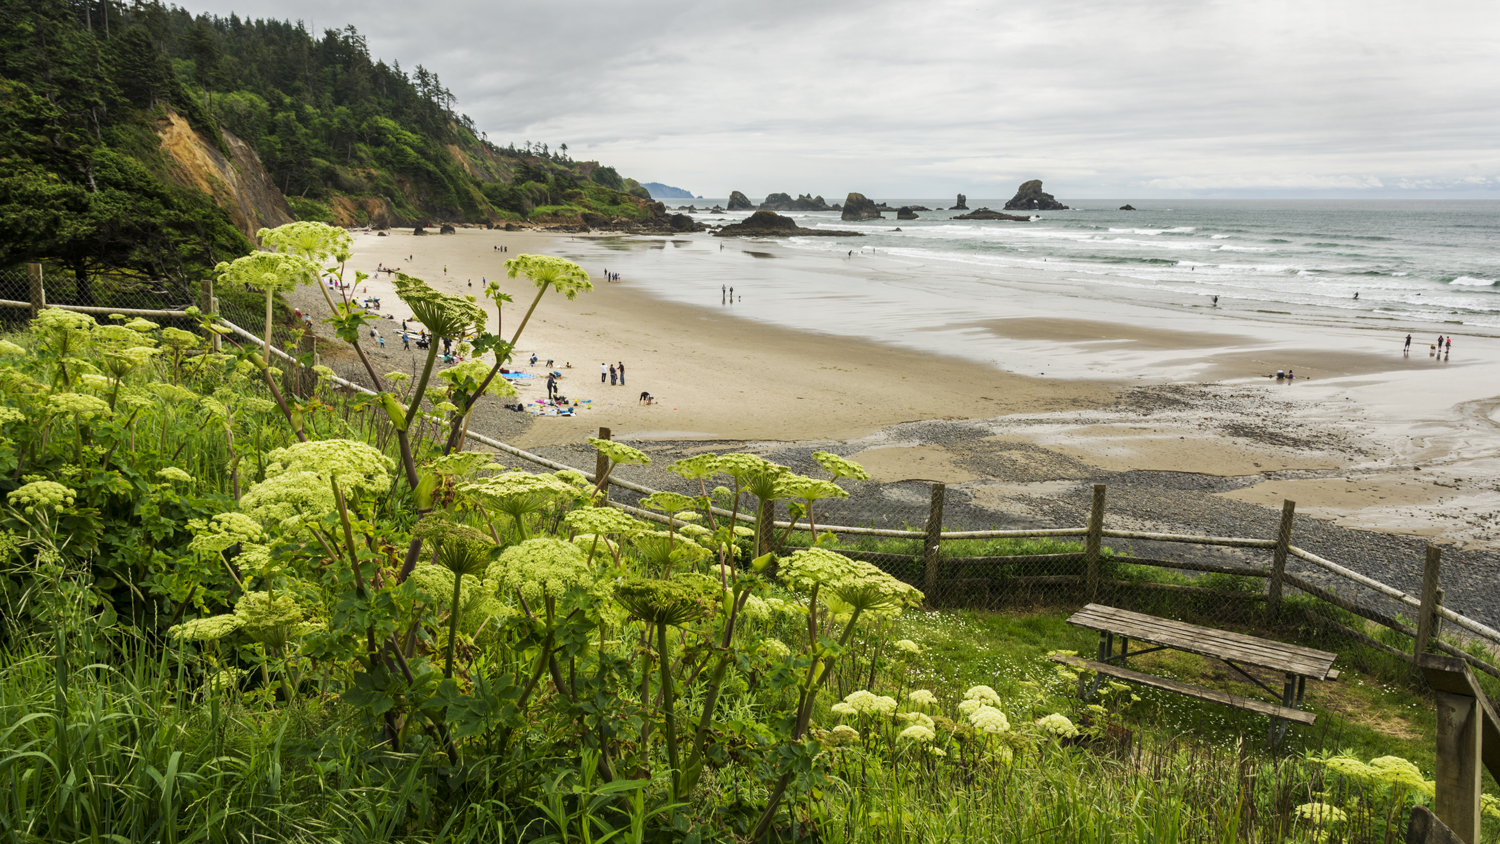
xmin=0 ymin=221 xmax=1487 ymax=842
xmin=0 ymin=0 xmax=663 ymax=297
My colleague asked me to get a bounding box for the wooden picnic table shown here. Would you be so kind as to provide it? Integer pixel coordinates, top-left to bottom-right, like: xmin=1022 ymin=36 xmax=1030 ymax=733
xmin=1054 ymin=603 xmax=1339 ymax=747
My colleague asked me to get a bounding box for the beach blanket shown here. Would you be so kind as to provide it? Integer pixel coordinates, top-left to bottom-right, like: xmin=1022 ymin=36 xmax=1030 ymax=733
xmin=500 ymin=372 xmax=535 ymax=379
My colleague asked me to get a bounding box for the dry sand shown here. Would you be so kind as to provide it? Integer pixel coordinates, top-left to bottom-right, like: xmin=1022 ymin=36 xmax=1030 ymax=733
xmin=334 ymin=227 xmax=1500 ymax=550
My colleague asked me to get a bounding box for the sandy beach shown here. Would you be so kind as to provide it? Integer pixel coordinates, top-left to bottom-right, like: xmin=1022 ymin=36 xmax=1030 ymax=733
xmin=309 ymin=227 xmax=1500 ymax=554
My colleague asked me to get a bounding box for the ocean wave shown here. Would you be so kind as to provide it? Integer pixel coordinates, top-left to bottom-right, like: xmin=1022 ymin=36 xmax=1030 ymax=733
xmin=1450 ymin=276 xmax=1498 ymax=287
xmin=1216 ymin=245 xmax=1272 ymax=252
xmin=1211 ymin=234 xmax=1232 ymax=239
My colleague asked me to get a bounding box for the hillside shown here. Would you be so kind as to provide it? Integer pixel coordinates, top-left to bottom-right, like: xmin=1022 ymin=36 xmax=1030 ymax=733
xmin=642 ymin=182 xmax=698 ymax=199
xmin=0 ymin=0 xmax=690 ymax=295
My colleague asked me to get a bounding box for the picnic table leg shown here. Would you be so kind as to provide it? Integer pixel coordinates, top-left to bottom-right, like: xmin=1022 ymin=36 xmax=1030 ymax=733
xmin=1270 ymin=673 xmax=1296 ymax=749
xmin=1083 ymin=632 xmax=1112 ymax=699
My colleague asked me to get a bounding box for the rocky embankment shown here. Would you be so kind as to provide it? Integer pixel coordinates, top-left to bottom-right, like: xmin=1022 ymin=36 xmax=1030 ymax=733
xmin=156 ymin=110 xmax=294 ymax=238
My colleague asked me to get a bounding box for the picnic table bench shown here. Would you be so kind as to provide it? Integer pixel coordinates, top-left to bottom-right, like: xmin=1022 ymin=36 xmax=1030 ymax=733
xmin=1052 ymin=604 xmax=1339 ymax=747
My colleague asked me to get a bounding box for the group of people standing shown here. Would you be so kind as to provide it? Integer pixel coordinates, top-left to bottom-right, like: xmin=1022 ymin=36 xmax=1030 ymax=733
xmin=602 ymin=361 xmax=626 ymax=385
xmin=1404 ymin=333 xmax=1453 ymax=357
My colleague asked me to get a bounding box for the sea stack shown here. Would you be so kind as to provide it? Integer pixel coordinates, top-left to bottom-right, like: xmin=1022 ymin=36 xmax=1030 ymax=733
xmin=841 ymin=192 xmax=884 ymax=221
xmin=727 ymin=191 xmax=754 ymax=211
xmin=896 ymin=207 xmax=919 ymax=220
xmin=950 ymin=193 xmax=968 ymax=210
xmin=1003 ymin=180 xmax=1068 ymax=211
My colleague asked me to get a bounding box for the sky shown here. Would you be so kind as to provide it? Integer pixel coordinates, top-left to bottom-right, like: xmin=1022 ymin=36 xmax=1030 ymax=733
xmin=186 ymin=0 xmax=1500 ymax=200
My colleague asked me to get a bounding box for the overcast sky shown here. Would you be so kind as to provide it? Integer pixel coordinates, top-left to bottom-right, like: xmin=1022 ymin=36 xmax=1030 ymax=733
xmin=187 ymin=0 xmax=1500 ymax=199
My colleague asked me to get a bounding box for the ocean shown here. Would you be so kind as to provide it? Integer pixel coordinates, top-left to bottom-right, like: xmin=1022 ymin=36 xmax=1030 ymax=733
xmin=663 ymin=199 xmax=1500 ymax=330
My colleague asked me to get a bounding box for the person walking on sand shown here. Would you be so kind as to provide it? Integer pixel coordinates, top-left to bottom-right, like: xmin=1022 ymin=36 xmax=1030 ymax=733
xmin=601 ymin=362 xmax=608 ymax=383
xmin=617 ymin=361 xmax=624 ymax=386
xmin=1447 ymin=336 xmax=1452 ymax=353
xmin=402 ymin=333 xmax=410 ymax=350
xmin=729 ymin=286 xmax=734 ymax=302
xmin=377 ymin=335 xmax=385 ymax=350
xmin=1404 ymin=334 xmax=1411 ymax=353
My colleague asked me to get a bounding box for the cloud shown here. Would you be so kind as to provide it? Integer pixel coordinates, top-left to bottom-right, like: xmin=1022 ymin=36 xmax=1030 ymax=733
xmin=186 ymin=0 xmax=1500 ymax=197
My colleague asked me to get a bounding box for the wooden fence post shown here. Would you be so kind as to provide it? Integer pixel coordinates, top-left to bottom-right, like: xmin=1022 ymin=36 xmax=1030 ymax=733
xmin=1084 ymin=484 xmax=1106 ymax=603
xmin=1266 ymin=499 xmax=1296 ymax=621
xmin=1416 ymin=546 xmax=1443 ymax=659
xmin=1433 ymin=688 xmax=1482 ymax=843
xmin=921 ymin=483 xmax=945 ymax=604
xmin=26 ymin=263 xmax=44 ymax=320
xmin=594 ymin=427 xmax=610 ymax=502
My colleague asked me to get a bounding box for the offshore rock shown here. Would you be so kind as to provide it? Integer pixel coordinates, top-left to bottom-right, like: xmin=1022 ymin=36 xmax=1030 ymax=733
xmin=714 ymin=210 xmax=863 ymax=238
xmin=439 ymin=223 xmax=456 ymax=234
xmin=1120 ymin=204 xmax=1137 ymax=211
xmin=727 ymin=191 xmax=754 ymax=211
xmin=1003 ymin=180 xmax=1068 ymax=211
xmin=759 ymin=192 xmax=795 ymax=210
xmin=953 ymin=208 xmax=1032 ymax=221
xmin=896 ymin=207 xmax=919 ymax=220
xmin=950 ymin=193 xmax=968 ymax=210
xmin=841 ymin=193 xmax=884 ymax=221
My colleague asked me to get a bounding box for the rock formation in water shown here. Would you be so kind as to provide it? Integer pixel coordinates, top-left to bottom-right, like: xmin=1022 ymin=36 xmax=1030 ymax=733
xmin=950 ymin=193 xmax=968 ymax=210
xmin=714 ymin=210 xmax=864 ymax=238
xmin=896 ymin=207 xmax=919 ymax=220
xmin=727 ymin=191 xmax=754 ymax=210
xmin=953 ymin=208 xmax=1032 ymax=221
xmin=1003 ymin=180 xmax=1068 ymax=211
xmin=841 ymin=193 xmax=884 ymax=221
xmin=1119 ymin=204 xmax=1136 ymax=211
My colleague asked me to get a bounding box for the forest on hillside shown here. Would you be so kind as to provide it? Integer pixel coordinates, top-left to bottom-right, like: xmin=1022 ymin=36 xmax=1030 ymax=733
xmin=0 ymin=0 xmax=653 ymax=297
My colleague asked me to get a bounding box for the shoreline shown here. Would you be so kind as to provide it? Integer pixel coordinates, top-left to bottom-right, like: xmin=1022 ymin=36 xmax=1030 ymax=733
xmin=326 ymin=227 xmax=1500 ymax=552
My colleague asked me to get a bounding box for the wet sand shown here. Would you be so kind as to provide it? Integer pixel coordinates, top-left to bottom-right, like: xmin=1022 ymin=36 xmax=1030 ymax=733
xmin=335 ymin=227 xmax=1500 ymax=550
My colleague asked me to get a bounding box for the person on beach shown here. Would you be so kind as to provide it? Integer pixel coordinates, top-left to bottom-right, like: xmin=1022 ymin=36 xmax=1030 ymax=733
xmin=377 ymin=335 xmax=385 ymax=349
xmin=1404 ymin=334 xmax=1412 ymax=352
xmin=729 ymin=286 xmax=734 ymax=301
xmin=402 ymin=333 xmax=410 ymax=350
xmin=609 ymin=364 xmax=617 ymax=386
xmin=1354 ymin=292 xmax=1359 ymax=300
xmin=1447 ymin=337 xmax=1452 ymax=353
xmin=547 ymin=374 xmax=557 ymax=400
xmin=1287 ymin=369 xmax=1294 ymax=381
xmin=600 ymin=362 xmax=607 ymax=383
xmin=1212 ymin=295 xmax=1219 ymax=306
xmin=617 ymin=361 xmax=624 ymax=385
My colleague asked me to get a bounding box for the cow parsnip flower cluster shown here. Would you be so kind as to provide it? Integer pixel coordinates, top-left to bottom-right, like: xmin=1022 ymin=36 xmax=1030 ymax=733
xmin=1294 ymin=803 xmax=1348 ymax=826
xmin=760 ymin=638 xmax=791 ymax=659
xmin=1035 ymin=713 xmax=1078 ymax=738
xmin=0 ymin=340 xmax=26 ymax=356
xmin=614 ymin=577 xmax=715 ymax=627
xmin=487 ymin=538 xmax=594 ymax=604
xmin=564 ymin=506 xmax=647 ymax=537
xmin=393 ymin=274 xmax=487 ymax=338
xmin=462 ymin=471 xmax=583 ymax=508
xmin=240 ymin=471 xmax=337 ymax=531
xmin=504 ymin=254 xmax=594 ymax=300
xmin=0 ymin=407 xmax=26 ymax=425
xmin=778 ymin=547 xmax=923 ymax=618
xmin=908 ymin=689 xmax=938 ymax=708
xmin=94 ymin=324 xmax=155 ymax=349
xmin=588 ymin=437 xmax=651 ymax=467
xmin=258 ymin=221 xmax=352 ymax=263
xmin=812 ymin=451 xmax=871 ymax=482
xmin=159 ymin=327 xmax=201 ymax=351
xmin=9 ymin=480 xmax=76 ymax=513
xmin=423 ymin=452 xmax=498 ymax=479
xmin=157 ymin=467 xmax=194 ymax=484
xmin=214 ymin=251 xmax=322 ymax=293
xmin=188 ymin=512 xmax=266 ymax=555
xmin=1317 ymin=754 xmax=1434 ymax=797
xmin=841 ymin=690 xmax=898 ymax=716
xmin=667 ymin=453 xmax=721 ymax=481
xmin=123 ymin=318 xmax=158 ymax=332
xmin=896 ymin=711 xmax=935 ymax=731
xmin=893 ymin=639 xmax=921 ymax=654
xmin=263 ymin=439 xmax=395 ymax=500
xmin=774 ymin=476 xmax=847 ymax=504
xmin=48 ymin=393 xmax=112 ymax=419
xmin=898 ymin=725 xmax=936 ymax=743
xmin=969 ymin=705 xmax=1011 ymax=734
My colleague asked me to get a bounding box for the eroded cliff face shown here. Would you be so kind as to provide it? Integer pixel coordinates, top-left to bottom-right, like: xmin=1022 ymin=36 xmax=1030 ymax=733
xmin=157 ymin=110 xmax=294 ymax=239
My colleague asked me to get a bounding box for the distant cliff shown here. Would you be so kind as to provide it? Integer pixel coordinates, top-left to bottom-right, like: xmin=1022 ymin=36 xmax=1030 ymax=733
xmin=156 ymin=111 xmax=293 ymax=239
xmin=641 ymin=182 xmax=697 ymax=199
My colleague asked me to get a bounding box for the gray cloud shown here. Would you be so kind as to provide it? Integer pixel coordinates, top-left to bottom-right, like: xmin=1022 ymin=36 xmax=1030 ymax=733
xmin=187 ymin=0 xmax=1500 ymax=198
